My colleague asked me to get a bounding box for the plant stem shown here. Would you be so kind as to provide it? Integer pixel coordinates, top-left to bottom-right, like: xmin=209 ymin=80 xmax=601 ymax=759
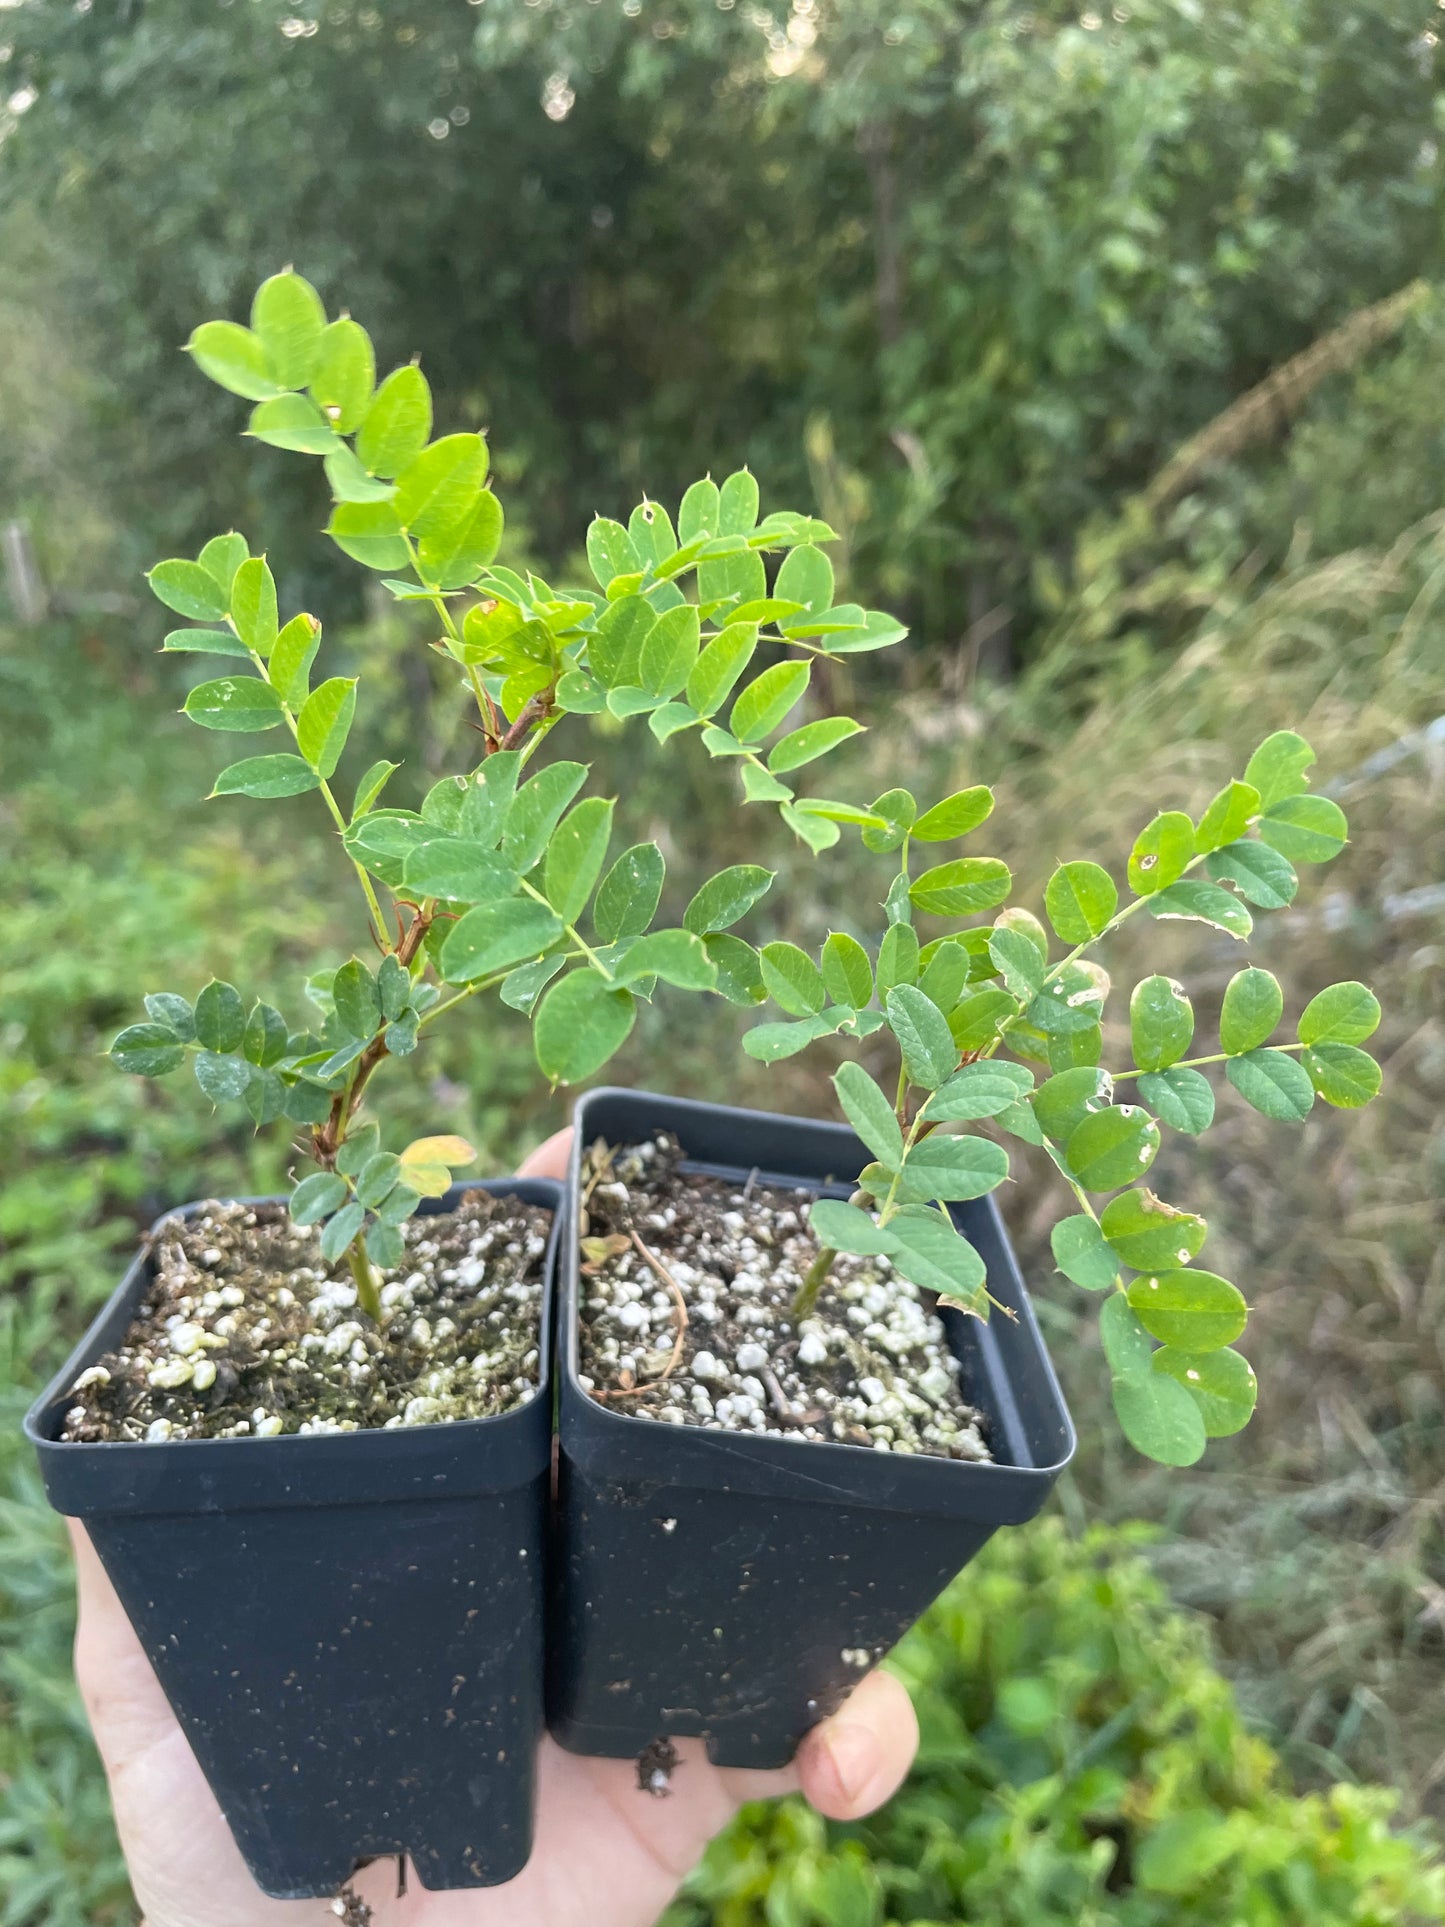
xmin=518 ymin=877 xmax=616 ymax=982
xmin=792 ymin=1243 xmax=837 ymax=1324
xmin=347 ymin=1236 xmax=383 ymax=1321
xmin=1110 ymin=1041 xmax=1306 ymax=1082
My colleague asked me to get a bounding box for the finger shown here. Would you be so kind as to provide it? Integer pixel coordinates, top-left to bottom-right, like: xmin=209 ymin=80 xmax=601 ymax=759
xmin=795 ymin=1668 xmax=919 ymax=1821
xmin=519 ymin=1125 xmax=572 ymax=1181
xmin=68 ymin=1519 xmax=179 ymax=1766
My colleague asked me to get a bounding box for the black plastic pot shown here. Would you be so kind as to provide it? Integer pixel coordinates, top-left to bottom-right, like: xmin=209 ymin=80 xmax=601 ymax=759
xmin=549 ymin=1090 xmax=1074 ymax=1769
xmin=25 ymin=1177 xmax=561 ymax=1900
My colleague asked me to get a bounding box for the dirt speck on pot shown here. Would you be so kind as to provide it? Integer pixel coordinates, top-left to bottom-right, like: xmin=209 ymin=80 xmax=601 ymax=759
xmin=578 ymin=1138 xmax=990 ymax=1462
xmin=61 ymin=1192 xmax=551 ymax=1443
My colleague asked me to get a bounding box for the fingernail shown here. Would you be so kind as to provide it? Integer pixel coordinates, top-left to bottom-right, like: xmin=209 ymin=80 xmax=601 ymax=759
xmin=821 ymin=1722 xmax=874 ymax=1806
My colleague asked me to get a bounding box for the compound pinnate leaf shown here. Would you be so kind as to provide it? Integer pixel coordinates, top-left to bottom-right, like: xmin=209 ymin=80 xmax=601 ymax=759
xmin=194 ymin=980 xmax=246 ymax=1053
xmin=1130 ymin=975 xmax=1194 ymax=1072
xmin=810 ymin=1198 xmax=895 ymax=1256
xmin=1127 ymin=811 xmax=1194 ymax=895
xmin=1206 ymin=839 xmax=1297 ymax=909
xmin=1303 ymin=1042 xmax=1382 ymax=1108
xmin=355 ymin=365 xmax=432 ymax=478
xmin=1137 ymin=1066 xmax=1215 ymax=1135
xmin=909 ymin=858 xmax=1012 ymax=919
xmin=1153 ymin=1346 xmax=1258 ymax=1438
xmin=149 ymin=559 xmax=230 ymax=622
xmin=440 ymin=898 xmax=563 ymax=984
xmin=297 ymin=678 xmax=357 ymax=777
xmin=820 ymin=931 xmax=873 ymax=1010
xmin=251 ymin=270 xmax=326 ymax=388
xmin=187 ymin=320 xmax=284 ymax=401
xmin=291 ymin=1172 xmax=349 ymax=1226
xmin=1044 ymin=860 xmax=1118 ymax=943
xmin=211 ymin=754 xmax=320 ymax=799
xmin=1258 ymin=793 xmax=1348 ymax=864
xmin=682 ymin=864 xmax=774 ymax=935
xmin=544 ymin=797 xmax=615 ymax=924
xmin=533 ymin=972 xmax=636 ymax=1083
xmin=1112 ymin=1368 xmax=1206 ymax=1467
xmin=594 ymin=843 xmax=666 ymax=943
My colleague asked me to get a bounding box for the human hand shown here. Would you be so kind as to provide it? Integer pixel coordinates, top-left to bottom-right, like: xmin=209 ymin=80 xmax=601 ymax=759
xmin=70 ymin=1127 xmax=918 ymax=1926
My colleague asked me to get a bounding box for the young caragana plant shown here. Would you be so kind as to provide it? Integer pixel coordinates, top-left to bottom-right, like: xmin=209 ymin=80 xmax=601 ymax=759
xmin=112 ymin=270 xmax=905 ymax=1324
xmin=739 ymin=737 xmax=1383 ymax=1466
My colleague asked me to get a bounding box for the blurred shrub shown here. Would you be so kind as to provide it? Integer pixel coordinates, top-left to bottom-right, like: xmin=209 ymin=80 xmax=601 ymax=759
xmin=666 ymin=1521 xmax=1445 ymax=1927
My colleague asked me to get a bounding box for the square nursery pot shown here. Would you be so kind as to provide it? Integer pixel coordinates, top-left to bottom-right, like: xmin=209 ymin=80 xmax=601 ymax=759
xmin=549 ymin=1089 xmax=1075 ymax=1769
xmin=24 ymin=1176 xmax=561 ymax=1900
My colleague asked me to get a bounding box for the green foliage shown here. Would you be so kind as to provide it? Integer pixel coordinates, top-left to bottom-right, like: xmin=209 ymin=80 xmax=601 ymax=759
xmin=664 ymin=1521 xmax=1445 ymax=1927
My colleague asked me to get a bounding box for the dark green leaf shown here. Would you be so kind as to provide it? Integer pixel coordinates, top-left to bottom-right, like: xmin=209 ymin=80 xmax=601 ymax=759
xmin=1148 ymin=880 xmax=1253 ymax=940
xmin=162 ymin=627 xmax=249 ymax=658
xmin=877 ymin=922 xmax=920 ymax=994
xmin=834 ymin=1061 xmax=904 ymax=1167
xmin=243 ymin=1001 xmax=288 ymax=1068
xmin=821 ymin=931 xmax=873 ymax=1009
xmin=366 ymin=1223 xmax=407 ymax=1270
xmin=1206 ymin=839 xmax=1297 ymax=909
xmin=1220 ymin=967 xmax=1283 ymax=1054
xmin=1243 ymin=730 xmax=1315 ymax=810
xmin=144 ymin=992 xmax=194 ymax=1041
xmin=948 ymin=987 xmax=1020 ymax=1052
xmin=886 ymin=984 xmax=957 ymax=1090
xmin=194 ymin=979 xmax=245 ymax=1053
xmin=917 ymin=939 xmax=971 ymax=1016
xmin=989 ymin=928 xmax=1046 ymax=1000
xmin=544 ymin=796 xmax=614 ymax=924
xmin=1101 ymin=1190 xmax=1207 ymax=1270
xmin=1130 ymin=975 xmax=1194 ymax=1072
xmin=611 ymin=930 xmax=716 ymax=991
xmin=1032 ymin=1067 xmax=1113 ymax=1145
xmin=706 ymin=933 xmax=766 ymax=1006
xmin=594 ymin=842 xmax=666 ymax=943
xmin=291 ymin=1172 xmax=349 ymax=1226
xmin=1258 ymin=793 xmax=1348 ymax=864
xmin=1226 ymin=1048 xmax=1315 ymax=1121
xmin=195 ymin=1050 xmax=252 ymax=1103
xmin=320 ymin=1201 xmax=367 ymax=1265
xmin=183 ymin=675 xmax=283 ymax=733
xmin=922 ymin=1061 xmax=1034 ymax=1123
xmin=683 ymin=864 xmax=774 ymax=935
xmin=332 ymin=959 xmax=380 ymax=1040
xmin=1303 ymin=1043 xmax=1382 ymax=1108
xmin=1137 ymin=1066 xmax=1215 ymax=1136
xmin=110 ymin=1022 xmax=185 ymax=1076
xmin=354 ymin=1152 xmax=402 ymax=1209
xmin=901 ymin=1133 xmax=1009 ymax=1201
xmin=534 ymin=971 xmax=636 ymax=1083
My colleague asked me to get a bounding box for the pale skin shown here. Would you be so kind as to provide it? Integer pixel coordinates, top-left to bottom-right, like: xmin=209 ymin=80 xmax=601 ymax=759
xmin=68 ymin=1128 xmax=919 ymax=1927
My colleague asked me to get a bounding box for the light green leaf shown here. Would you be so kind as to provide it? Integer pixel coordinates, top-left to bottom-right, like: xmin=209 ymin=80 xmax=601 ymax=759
xmin=917 ymin=940 xmax=971 ymax=1016
xmin=1100 ymin=1293 xmax=1154 ymax=1376
xmin=1127 ymin=1269 xmax=1247 ymax=1351
xmin=186 ymin=320 xmax=284 ymax=401
xmin=685 ymin=621 xmax=758 ymax=717
xmin=544 ymin=796 xmax=614 ymax=924
xmin=417 ymin=490 xmax=503 ymax=588
xmin=901 ymin=1133 xmax=1009 ymax=1202
xmin=1244 ymin=729 xmax=1315 ymax=810
xmin=1194 ymin=780 xmax=1261 ymax=853
xmin=861 ymin=787 xmax=916 ymax=854
xmin=504 ymin=762 xmax=589 ymax=873
xmin=638 ymin=603 xmax=700 ymax=699
xmin=730 ymin=660 xmax=811 ymax=743
xmin=326 ymin=500 xmax=409 ymax=571
xmin=1258 ymin=793 xmax=1349 ymax=863
xmin=1153 ymin=1347 xmax=1258 ymax=1438
xmin=403 ymin=839 xmax=515 ymax=903
xmin=760 ymin=941 xmax=827 ymax=1016
xmin=393 ymin=433 xmax=488 ymax=539
xmin=718 ymin=468 xmax=760 ymax=534
xmin=742 ymin=1015 xmax=836 ymax=1061
xmin=1127 ymin=811 xmax=1194 ymax=895
xmin=296 ymin=677 xmax=357 ymax=777
xmin=251 ymin=270 xmax=326 ymax=387
xmin=1051 ymin=1215 xmax=1119 ymax=1290
xmin=149 ymin=559 xmax=229 ymax=622
xmin=912 ymin=787 xmax=995 ymax=842
xmin=1130 ymin=975 xmax=1194 ymax=1072
xmin=310 ymin=316 xmax=375 ymax=433
xmin=183 ymin=677 xmax=284 ymax=733
xmin=1137 ymin=1066 xmax=1215 ymax=1136
xmin=268 ymin=612 xmax=321 ymax=708
xmin=594 ymin=843 xmax=666 ymax=943
xmin=1206 ymin=839 xmax=1297 ymax=909
xmin=948 ymin=987 xmax=1020 ymax=1052
xmin=324 ymin=449 xmax=396 ymax=503
xmin=1303 ymin=1043 xmax=1382 ymax=1108
xmin=229 ymin=556 xmax=279 ymax=656
xmin=741 ymin=761 xmax=794 ymax=805
xmin=707 ymin=934 xmax=766 ymax=1006
xmin=1298 ymin=981 xmax=1381 ymax=1047
xmin=683 ymin=864 xmax=774 ymax=935
xmin=1226 ymin=1048 xmax=1315 ymax=1121
xmin=910 ymin=857 xmax=1013 ymax=918
xmin=1101 ymin=1190 xmax=1207 ymax=1270
xmin=923 ymin=1061 xmax=1034 ymax=1123
xmin=767 ymin=716 xmax=864 ymax=773
xmin=248 ymin=393 xmax=340 ymax=455
xmin=1065 ymin=1105 xmax=1161 ymax=1191
xmin=320 ymin=1201 xmax=367 ymax=1265
xmin=810 ymin=1197 xmax=895 ymax=1256
xmin=833 ymin=1061 xmax=904 ymax=1167
xmin=989 ymin=928 xmax=1046 ymax=1001
xmin=161 ymin=628 xmax=249 ymax=658
xmin=211 ymin=754 xmax=319 ymax=799
xmin=629 ymin=497 xmax=677 ymax=568
xmin=351 ymin=760 xmax=399 ymax=821
xmin=198 ymin=533 xmax=248 ymax=595
xmin=460 ymin=748 xmax=523 ymax=843
xmin=610 ymin=930 xmax=716 ymax=991
xmin=886 ymin=984 xmax=957 ymax=1090
xmin=1219 ymin=967 xmax=1283 ymax=1054
xmin=1112 ymin=1368 xmax=1206 ymax=1467
xmin=290 ymin=1172 xmax=349 ymax=1226
xmin=331 ymin=959 xmax=380 ymax=1041
xmin=678 ymin=477 xmax=720 ymax=542
xmin=587 ymin=518 xmax=639 ymax=589
xmin=534 ymin=971 xmax=636 ymax=1083
xmin=440 ymin=897 xmax=564 ymax=984
xmin=774 ymin=542 xmax=833 ymax=613
xmin=821 ymin=932 xmax=873 ymax=1009
xmin=1148 ymin=881 xmax=1253 ymax=940
xmin=355 ymin=364 xmax=432 ymax=478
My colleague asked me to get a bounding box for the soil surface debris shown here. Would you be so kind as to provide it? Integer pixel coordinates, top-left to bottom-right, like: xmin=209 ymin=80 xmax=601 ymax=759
xmin=579 ymin=1137 xmax=990 ymax=1461
xmin=61 ymin=1192 xmax=551 ymax=1443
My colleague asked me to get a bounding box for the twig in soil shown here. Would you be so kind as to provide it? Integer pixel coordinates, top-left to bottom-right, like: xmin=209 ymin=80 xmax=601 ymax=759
xmin=760 ymin=1366 xmax=823 ymax=1430
xmin=742 ymin=1165 xmax=760 ymax=1201
xmin=593 ymin=1230 xmax=689 ymax=1401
